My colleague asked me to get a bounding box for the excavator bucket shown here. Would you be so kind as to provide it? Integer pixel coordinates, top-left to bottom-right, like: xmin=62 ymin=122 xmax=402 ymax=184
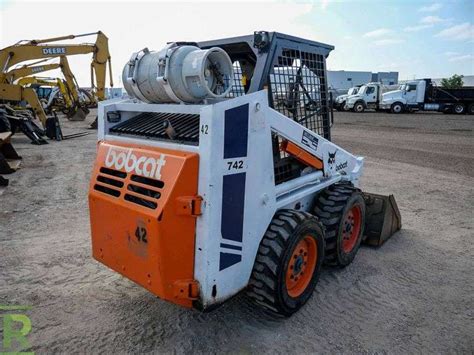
xmin=0 ymin=131 xmax=22 ymax=174
xmin=67 ymin=106 xmax=90 ymax=121
xmin=362 ymin=192 xmax=402 ymax=246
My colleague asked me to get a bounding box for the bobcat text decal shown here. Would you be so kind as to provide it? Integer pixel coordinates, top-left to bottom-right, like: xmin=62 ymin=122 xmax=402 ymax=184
xmin=336 ymin=161 xmax=348 ymax=172
xmin=105 ymin=146 xmax=166 ymax=179
xmin=327 ymin=149 xmax=348 ymax=174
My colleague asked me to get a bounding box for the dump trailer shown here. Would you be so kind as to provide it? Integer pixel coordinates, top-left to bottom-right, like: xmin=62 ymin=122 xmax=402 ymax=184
xmin=89 ymin=31 xmax=401 ymax=316
xmin=381 ymin=79 xmax=474 ymax=114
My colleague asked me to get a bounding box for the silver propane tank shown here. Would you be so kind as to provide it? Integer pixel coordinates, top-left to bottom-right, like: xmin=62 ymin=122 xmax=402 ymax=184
xmin=122 ymin=43 xmax=234 ymax=104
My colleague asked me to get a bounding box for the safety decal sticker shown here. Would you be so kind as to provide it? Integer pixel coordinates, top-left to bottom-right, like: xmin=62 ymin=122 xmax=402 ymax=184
xmin=301 ymin=130 xmax=319 ymax=151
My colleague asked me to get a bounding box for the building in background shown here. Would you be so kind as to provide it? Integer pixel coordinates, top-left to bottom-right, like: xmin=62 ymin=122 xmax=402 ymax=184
xmin=327 ymin=70 xmax=399 ymax=93
xmin=372 ymin=72 xmax=399 ymax=85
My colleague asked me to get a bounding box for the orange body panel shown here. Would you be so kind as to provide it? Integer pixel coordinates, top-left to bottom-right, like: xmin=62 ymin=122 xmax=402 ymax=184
xmin=281 ymin=140 xmax=323 ymax=170
xmin=89 ymin=141 xmax=199 ymax=308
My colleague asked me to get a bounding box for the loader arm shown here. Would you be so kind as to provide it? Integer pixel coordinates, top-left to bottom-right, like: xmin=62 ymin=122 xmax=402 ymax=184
xmin=267 ymin=107 xmax=364 ymax=182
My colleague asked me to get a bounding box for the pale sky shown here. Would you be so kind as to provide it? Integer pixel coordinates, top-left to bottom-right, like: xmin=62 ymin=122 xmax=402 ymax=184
xmin=1 ymin=0 xmax=473 ymax=88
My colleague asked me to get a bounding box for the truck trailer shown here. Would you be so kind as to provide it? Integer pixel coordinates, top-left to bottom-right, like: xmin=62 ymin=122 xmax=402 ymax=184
xmin=381 ymin=79 xmax=474 ymax=114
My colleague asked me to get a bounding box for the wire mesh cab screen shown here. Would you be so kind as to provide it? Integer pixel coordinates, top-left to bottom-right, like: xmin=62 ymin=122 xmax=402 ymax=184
xmin=269 ymin=49 xmax=328 ymax=137
xmin=199 ymin=31 xmax=333 ymax=140
xmin=199 ymin=32 xmax=334 ymax=184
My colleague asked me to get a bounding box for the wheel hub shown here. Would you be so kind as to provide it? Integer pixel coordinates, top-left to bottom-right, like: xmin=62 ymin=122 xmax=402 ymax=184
xmin=286 ymin=236 xmax=318 ymax=298
xmin=341 ymin=205 xmax=362 ymax=254
xmin=293 ymin=255 xmax=304 ymax=274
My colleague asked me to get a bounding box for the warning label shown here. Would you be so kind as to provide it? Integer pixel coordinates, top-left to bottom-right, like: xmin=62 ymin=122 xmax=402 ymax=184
xmin=301 ymin=131 xmax=319 ymax=151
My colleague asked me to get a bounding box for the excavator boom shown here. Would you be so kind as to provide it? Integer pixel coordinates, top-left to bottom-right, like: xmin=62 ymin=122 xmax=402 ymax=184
xmin=7 ymin=62 xmax=61 ymax=83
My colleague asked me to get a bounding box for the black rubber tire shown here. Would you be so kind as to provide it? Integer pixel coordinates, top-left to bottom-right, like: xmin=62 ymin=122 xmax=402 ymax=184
xmin=468 ymin=103 xmax=474 ymax=115
xmin=454 ymin=103 xmax=465 ymax=114
xmin=313 ymin=182 xmax=366 ymax=267
xmin=391 ymin=102 xmax=404 ymax=114
xmin=353 ymin=102 xmax=365 ymax=113
xmin=247 ymin=210 xmax=325 ymax=317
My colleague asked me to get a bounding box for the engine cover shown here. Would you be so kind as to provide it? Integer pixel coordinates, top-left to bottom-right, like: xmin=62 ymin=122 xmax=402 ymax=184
xmin=89 ymin=141 xmax=200 ymax=307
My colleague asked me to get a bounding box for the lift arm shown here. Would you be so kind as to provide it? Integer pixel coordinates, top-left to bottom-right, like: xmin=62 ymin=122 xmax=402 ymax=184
xmin=268 ymin=106 xmax=364 ymax=182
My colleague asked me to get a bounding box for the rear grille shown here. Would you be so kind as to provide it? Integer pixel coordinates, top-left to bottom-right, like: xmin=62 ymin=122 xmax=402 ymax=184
xmin=97 ymin=175 xmax=124 ymax=188
xmin=109 ymin=112 xmax=200 ymax=143
xmin=130 ymin=174 xmax=164 ymax=188
xmin=93 ymin=167 xmax=126 ymax=197
xmin=94 ymin=184 xmax=121 ymax=197
xmin=127 ymin=184 xmax=161 ymax=199
xmin=124 ymin=194 xmax=158 ymax=209
xmin=93 ymin=168 xmax=164 ymax=210
xmin=100 ymin=167 xmax=126 ymax=179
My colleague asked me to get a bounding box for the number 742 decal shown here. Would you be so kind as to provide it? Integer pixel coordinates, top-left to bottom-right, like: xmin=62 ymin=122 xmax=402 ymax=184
xmin=227 ymin=159 xmax=244 ymax=171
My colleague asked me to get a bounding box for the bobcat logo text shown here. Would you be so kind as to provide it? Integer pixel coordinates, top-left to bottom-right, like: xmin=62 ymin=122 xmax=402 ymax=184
xmin=105 ymin=147 xmax=166 ymax=179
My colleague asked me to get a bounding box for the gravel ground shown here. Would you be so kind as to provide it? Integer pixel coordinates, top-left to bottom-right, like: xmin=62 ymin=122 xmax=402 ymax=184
xmin=0 ymin=110 xmax=473 ymax=353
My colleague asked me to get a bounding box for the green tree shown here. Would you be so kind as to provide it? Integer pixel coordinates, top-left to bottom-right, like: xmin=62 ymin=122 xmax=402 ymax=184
xmin=440 ymin=74 xmax=464 ymax=89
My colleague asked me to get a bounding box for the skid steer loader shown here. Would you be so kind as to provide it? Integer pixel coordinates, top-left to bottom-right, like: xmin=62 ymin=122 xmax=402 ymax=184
xmin=89 ymin=32 xmax=401 ymax=316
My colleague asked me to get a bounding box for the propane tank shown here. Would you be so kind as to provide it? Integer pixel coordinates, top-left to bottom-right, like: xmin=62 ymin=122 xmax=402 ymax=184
xmin=122 ymin=43 xmax=234 ymax=104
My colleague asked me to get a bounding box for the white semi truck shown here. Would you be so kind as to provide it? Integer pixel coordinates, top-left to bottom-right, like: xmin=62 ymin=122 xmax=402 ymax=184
xmin=380 ymin=79 xmax=474 ymax=114
xmin=333 ymin=86 xmax=361 ymax=111
xmin=344 ymin=82 xmax=397 ymax=112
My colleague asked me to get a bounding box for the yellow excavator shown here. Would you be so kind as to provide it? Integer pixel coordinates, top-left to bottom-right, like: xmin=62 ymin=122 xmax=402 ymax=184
xmin=9 ymin=58 xmax=95 ymax=113
xmin=0 ymin=31 xmax=112 ymax=128
xmin=16 ymin=76 xmax=73 ymax=113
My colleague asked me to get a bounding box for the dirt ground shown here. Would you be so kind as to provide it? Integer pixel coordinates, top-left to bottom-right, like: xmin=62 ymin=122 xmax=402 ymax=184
xmin=1 ymin=110 xmax=473 ymax=353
